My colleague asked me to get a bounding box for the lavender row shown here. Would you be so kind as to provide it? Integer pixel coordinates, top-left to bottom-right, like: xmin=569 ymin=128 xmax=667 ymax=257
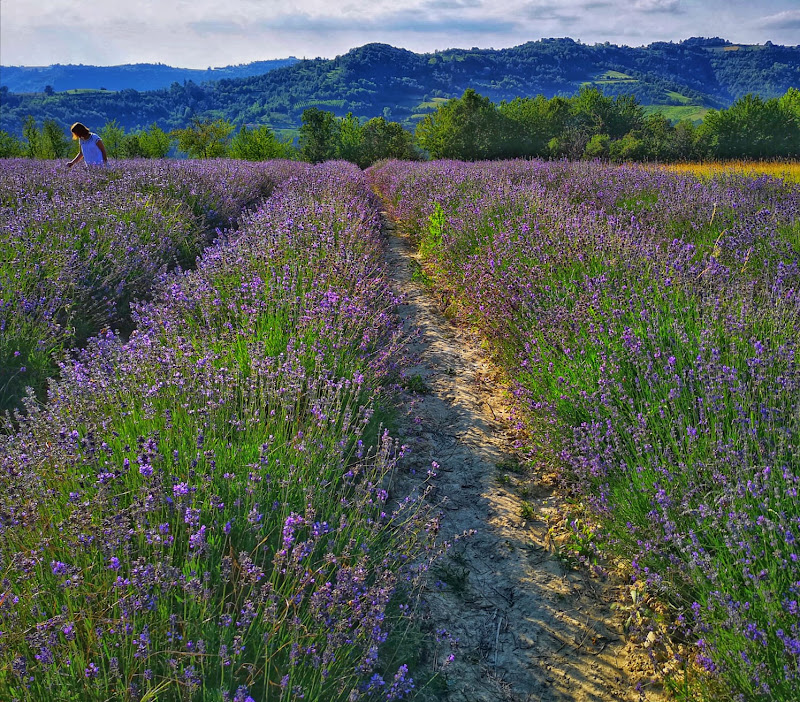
xmin=0 ymin=159 xmax=300 ymax=415
xmin=372 ymin=159 xmax=800 ymax=700
xmin=0 ymin=162 xmax=433 ymax=701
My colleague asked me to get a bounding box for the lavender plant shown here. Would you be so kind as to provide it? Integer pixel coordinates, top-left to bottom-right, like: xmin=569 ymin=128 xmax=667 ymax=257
xmin=0 ymin=162 xmax=434 ymax=701
xmin=0 ymin=159 xmax=296 ymax=415
xmin=372 ymin=159 xmax=800 ymax=701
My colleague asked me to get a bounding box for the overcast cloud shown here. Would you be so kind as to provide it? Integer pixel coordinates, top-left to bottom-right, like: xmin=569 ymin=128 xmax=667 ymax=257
xmin=1 ymin=0 xmax=797 ymax=68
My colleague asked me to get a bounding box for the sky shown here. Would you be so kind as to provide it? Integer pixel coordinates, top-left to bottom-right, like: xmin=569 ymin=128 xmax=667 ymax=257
xmin=1 ymin=0 xmax=798 ymax=68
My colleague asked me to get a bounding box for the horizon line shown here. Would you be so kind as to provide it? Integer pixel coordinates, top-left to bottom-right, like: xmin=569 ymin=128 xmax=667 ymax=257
xmin=2 ymin=35 xmax=796 ymax=71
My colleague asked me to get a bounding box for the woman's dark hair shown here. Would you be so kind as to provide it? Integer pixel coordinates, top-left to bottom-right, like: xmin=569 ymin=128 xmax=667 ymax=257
xmin=70 ymin=122 xmax=91 ymax=139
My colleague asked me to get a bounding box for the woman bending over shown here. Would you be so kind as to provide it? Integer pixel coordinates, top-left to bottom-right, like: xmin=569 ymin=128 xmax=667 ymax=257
xmin=67 ymin=122 xmax=108 ymax=168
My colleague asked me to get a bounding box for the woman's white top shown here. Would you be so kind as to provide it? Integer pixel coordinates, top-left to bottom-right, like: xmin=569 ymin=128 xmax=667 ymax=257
xmin=81 ymin=133 xmax=104 ymax=165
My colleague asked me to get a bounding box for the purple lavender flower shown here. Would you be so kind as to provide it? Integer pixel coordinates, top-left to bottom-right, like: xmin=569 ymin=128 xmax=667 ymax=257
xmin=386 ymin=664 xmax=414 ymax=700
xmin=189 ymin=525 xmax=207 ymax=551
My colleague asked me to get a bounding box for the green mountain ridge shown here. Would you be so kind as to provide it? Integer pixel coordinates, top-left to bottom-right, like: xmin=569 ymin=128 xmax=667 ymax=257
xmin=1 ymin=37 xmax=798 ymax=136
xmin=0 ymin=59 xmax=300 ymax=94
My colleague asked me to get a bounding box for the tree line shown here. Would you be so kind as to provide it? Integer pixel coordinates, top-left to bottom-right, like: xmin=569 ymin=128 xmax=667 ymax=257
xmin=2 ymin=86 xmax=799 ymax=164
xmin=416 ymin=86 xmax=800 ymax=161
xmin=0 ymin=110 xmax=415 ymax=166
xmin=0 ymin=117 xmax=175 ymax=160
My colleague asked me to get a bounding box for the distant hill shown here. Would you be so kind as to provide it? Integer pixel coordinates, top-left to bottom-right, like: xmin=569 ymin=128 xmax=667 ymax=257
xmin=0 ymin=59 xmax=299 ymax=94
xmin=1 ymin=38 xmax=798 ymax=136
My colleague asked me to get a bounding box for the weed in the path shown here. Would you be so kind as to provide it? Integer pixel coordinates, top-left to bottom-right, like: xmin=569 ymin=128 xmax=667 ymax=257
xmin=409 ymin=258 xmax=434 ymax=288
xmin=404 ymin=372 xmax=432 ymax=394
xmin=497 ymin=459 xmax=526 ymax=475
xmin=433 ymin=559 xmax=469 ymax=595
xmin=495 ymin=472 xmax=513 ymax=486
xmin=519 ymin=500 xmax=537 ymax=520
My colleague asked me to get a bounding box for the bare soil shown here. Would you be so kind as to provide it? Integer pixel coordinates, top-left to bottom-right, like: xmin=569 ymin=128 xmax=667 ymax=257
xmin=383 ymin=213 xmax=669 ymax=702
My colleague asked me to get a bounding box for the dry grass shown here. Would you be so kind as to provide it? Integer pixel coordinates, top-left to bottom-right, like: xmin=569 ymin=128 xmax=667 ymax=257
xmin=662 ymin=160 xmax=800 ymax=182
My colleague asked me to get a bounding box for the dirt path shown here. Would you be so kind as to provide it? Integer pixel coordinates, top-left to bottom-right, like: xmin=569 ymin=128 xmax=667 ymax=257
xmin=383 ymin=213 xmax=667 ymax=702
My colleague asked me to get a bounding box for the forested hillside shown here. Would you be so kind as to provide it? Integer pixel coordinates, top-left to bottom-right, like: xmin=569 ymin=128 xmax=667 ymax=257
xmin=1 ymin=37 xmax=798 ymax=135
xmin=0 ymin=59 xmax=299 ymax=94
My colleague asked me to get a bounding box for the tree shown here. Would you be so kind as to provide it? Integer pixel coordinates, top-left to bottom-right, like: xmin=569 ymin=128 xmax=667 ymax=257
xmin=119 ymin=133 xmax=145 ymax=158
xmin=698 ymin=94 xmax=799 ymax=158
xmin=137 ymin=124 xmax=172 ymax=158
xmin=778 ymin=88 xmax=800 ymax=156
xmin=609 ymin=132 xmax=646 ymax=162
xmin=22 ymin=116 xmax=42 ymax=158
xmin=100 ymin=120 xmax=126 ymax=158
xmin=583 ymin=133 xmax=610 ymax=159
xmin=229 ymin=125 xmax=292 ymax=160
xmin=41 ymin=120 xmax=70 ymax=158
xmin=415 ymin=89 xmax=505 ymax=160
xmin=171 ymin=118 xmax=233 ymax=158
xmin=293 ymin=110 xmax=413 ymax=167
xmin=571 ymin=86 xmax=617 ymax=137
xmin=22 ymin=116 xmax=70 ymax=159
xmin=671 ymin=120 xmax=699 ymax=161
xmin=549 ymin=126 xmax=589 ymax=160
xmin=299 ymin=108 xmax=337 ymax=163
xmin=0 ymin=130 xmax=25 ymax=157
xmin=499 ymin=95 xmax=570 ymax=157
xmin=640 ymin=113 xmax=674 ymax=161
xmin=609 ymin=94 xmax=644 ymax=139
xmin=336 ymin=113 xmax=363 ymax=164
xmin=359 ymin=117 xmax=416 ymax=167
xmin=780 ymin=87 xmax=800 ymax=120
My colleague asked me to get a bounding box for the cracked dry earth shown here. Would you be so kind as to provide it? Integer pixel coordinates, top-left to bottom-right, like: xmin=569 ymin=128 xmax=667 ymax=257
xmin=382 ymin=213 xmax=668 ymax=702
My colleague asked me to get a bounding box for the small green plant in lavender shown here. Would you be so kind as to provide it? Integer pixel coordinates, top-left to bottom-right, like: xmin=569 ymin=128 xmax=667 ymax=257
xmin=494 ymin=472 xmax=512 ymax=486
xmin=408 ymin=257 xmax=433 ymax=289
xmin=496 ymin=459 xmax=525 ymax=475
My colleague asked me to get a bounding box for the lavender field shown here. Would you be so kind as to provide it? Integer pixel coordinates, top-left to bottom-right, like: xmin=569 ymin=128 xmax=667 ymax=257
xmin=373 ymin=159 xmax=800 ymax=700
xmin=2 ymin=155 xmax=799 ymax=701
xmin=0 ymin=159 xmax=296 ymax=415
xmin=0 ymin=161 xmax=435 ymax=701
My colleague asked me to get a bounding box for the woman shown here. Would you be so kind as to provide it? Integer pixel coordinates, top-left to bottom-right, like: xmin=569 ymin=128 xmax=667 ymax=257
xmin=67 ymin=122 xmax=108 ymax=168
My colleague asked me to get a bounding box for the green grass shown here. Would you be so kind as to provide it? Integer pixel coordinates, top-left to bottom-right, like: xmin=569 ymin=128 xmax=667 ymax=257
xmin=433 ymin=561 xmax=470 ymax=596
xmin=598 ymin=70 xmax=636 ymax=80
xmin=665 ymin=90 xmax=694 ymax=105
xmin=61 ymin=88 xmax=118 ymax=94
xmin=582 ymin=70 xmax=638 ymax=87
xmin=293 ymin=99 xmax=347 ymax=109
xmin=645 ymin=104 xmax=711 ymax=123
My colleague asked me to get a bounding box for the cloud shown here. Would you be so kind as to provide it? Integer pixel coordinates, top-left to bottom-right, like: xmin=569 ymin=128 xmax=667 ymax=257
xmin=758 ymin=9 xmax=800 ymax=29
xmin=525 ymin=11 xmax=576 ymax=21
xmin=634 ymin=0 xmax=682 ymax=13
xmin=422 ymin=0 xmax=484 ymax=8
xmin=381 ymin=13 xmax=518 ymax=34
xmin=187 ymin=20 xmax=245 ymax=35
xmin=2 ymin=0 xmax=797 ymax=68
xmin=188 ymin=10 xmax=517 ymax=36
xmin=521 ymin=2 xmax=579 ymax=22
